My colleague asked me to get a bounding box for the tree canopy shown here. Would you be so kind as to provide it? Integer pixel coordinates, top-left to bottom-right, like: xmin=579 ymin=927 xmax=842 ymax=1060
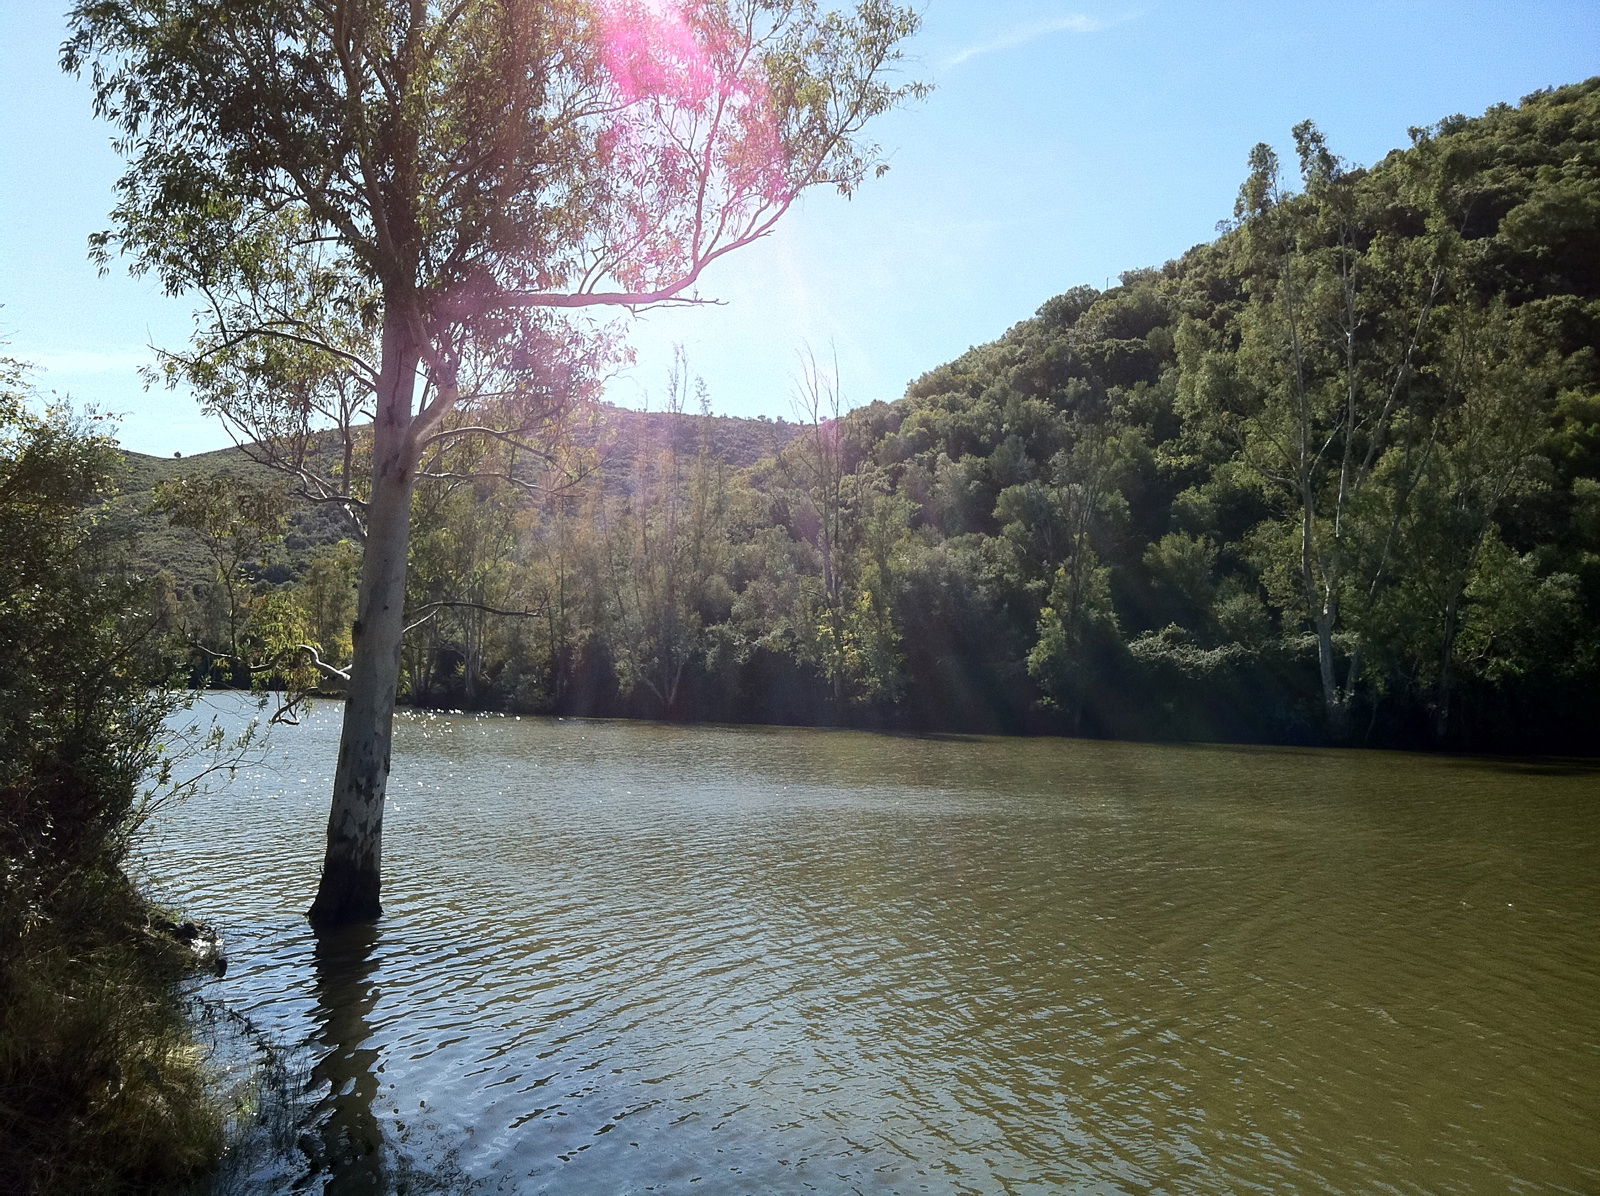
xmin=136 ymin=77 xmax=1600 ymax=754
xmin=68 ymin=0 xmax=926 ymax=924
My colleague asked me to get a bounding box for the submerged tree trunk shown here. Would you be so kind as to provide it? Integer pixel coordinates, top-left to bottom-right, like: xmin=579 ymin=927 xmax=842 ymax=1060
xmin=1434 ymin=588 xmax=1463 ymax=745
xmin=1313 ymin=609 xmax=1353 ymax=743
xmin=309 ymin=320 xmax=421 ymax=927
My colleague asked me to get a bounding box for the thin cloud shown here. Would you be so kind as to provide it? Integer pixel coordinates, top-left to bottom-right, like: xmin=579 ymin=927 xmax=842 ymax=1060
xmin=28 ymin=349 xmax=151 ymax=375
xmin=943 ymin=13 xmax=1125 ymax=69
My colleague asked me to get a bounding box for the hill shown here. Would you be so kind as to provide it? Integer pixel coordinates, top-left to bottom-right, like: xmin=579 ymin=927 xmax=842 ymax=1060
xmin=783 ymin=78 xmax=1600 ymax=747
xmin=112 ymin=404 xmax=805 ymax=587
xmin=126 ymin=79 xmax=1600 ymax=750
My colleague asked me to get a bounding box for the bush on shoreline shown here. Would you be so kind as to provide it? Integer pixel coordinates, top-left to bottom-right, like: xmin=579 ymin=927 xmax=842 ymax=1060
xmin=0 ymin=364 xmax=226 ymax=1192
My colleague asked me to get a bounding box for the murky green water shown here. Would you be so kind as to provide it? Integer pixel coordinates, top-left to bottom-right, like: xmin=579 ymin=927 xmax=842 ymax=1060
xmin=140 ymin=693 xmax=1600 ymax=1193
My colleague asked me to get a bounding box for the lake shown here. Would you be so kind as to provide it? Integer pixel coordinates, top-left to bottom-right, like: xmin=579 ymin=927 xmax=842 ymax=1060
xmin=138 ymin=693 xmax=1600 ymax=1193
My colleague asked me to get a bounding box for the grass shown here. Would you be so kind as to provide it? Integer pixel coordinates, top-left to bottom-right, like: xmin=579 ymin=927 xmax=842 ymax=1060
xmin=0 ymin=870 xmax=227 ymax=1194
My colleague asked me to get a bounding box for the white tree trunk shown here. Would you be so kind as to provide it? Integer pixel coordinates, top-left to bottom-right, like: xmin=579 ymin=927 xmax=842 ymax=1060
xmin=309 ymin=319 xmax=419 ymax=926
xmin=1314 ymin=611 xmax=1352 ymax=743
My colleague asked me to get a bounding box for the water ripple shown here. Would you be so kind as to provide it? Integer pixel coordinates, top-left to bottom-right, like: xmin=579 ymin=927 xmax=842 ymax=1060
xmin=139 ymin=696 xmax=1600 ymax=1194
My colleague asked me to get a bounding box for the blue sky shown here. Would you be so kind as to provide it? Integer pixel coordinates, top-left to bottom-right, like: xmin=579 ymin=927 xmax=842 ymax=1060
xmin=1 ymin=2 xmax=1595 ymax=455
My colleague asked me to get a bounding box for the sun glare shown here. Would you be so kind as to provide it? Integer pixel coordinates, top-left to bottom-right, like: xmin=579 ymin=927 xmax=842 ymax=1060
xmin=596 ymin=0 xmax=789 ymax=212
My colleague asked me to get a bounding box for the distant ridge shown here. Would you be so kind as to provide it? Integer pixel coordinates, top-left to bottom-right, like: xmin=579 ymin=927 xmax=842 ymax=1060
xmin=112 ymin=403 xmax=806 ymax=586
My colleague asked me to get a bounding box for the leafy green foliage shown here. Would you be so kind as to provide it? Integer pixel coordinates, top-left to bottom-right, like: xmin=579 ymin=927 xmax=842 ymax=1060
xmin=0 ymin=366 xmax=224 ymax=1191
xmin=132 ymin=77 xmax=1600 ymax=750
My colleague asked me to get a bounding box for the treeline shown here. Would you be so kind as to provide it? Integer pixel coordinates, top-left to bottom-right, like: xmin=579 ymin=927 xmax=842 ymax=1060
xmin=157 ymin=80 xmax=1600 ymax=751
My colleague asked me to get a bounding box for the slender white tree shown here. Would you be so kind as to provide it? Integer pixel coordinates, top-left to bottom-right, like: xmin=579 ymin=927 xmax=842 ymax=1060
xmin=68 ymin=0 xmax=924 ymax=923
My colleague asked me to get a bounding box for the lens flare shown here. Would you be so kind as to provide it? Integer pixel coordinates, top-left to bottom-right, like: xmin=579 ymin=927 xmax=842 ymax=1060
xmin=594 ymin=0 xmax=792 ymax=291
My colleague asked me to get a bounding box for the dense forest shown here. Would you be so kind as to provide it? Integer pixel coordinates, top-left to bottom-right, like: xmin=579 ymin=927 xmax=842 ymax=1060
xmin=138 ymin=80 xmax=1600 ymax=752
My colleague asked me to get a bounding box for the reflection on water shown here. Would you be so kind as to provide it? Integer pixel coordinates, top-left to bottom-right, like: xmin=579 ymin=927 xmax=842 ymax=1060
xmin=141 ymin=695 xmax=1600 ymax=1193
xmin=306 ymin=924 xmax=386 ymax=1194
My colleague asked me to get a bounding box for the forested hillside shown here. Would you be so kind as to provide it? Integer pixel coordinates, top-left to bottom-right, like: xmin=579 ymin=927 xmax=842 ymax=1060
xmin=147 ymin=80 xmax=1600 ymax=751
xmin=114 ymin=403 xmax=803 ymax=585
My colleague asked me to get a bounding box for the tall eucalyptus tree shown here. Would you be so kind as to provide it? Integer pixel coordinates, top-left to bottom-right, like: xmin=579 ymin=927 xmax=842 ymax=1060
xmin=67 ymin=0 xmax=923 ymax=923
xmin=1217 ymin=123 xmax=1455 ymax=739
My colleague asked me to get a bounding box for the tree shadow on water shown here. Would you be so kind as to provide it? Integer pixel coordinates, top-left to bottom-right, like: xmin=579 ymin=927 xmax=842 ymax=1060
xmin=300 ymin=921 xmax=389 ymax=1195
xmin=1435 ymin=753 xmax=1600 ymax=778
xmin=292 ymin=923 xmax=475 ymax=1195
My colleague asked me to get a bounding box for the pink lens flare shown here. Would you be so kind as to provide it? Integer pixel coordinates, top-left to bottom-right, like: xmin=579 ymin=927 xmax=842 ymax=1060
xmin=598 ymin=0 xmax=717 ymax=107
xmin=595 ymin=0 xmax=793 ymax=286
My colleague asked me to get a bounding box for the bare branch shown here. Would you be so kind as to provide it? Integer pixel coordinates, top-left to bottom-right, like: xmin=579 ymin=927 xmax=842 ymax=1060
xmin=418 ymin=424 xmax=561 ymax=460
xmin=401 ymin=599 xmax=546 ymax=636
xmin=295 ymin=643 xmax=352 ymax=685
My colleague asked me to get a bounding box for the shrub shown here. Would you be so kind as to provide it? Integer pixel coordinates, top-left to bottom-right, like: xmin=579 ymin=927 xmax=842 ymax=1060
xmin=0 ymin=364 xmax=224 ymax=1191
